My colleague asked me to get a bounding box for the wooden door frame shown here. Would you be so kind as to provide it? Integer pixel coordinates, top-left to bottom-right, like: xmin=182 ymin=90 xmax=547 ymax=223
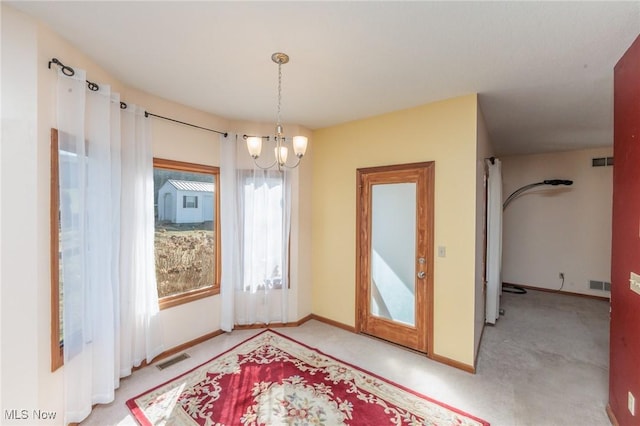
xmin=355 ymin=161 xmax=435 ymax=355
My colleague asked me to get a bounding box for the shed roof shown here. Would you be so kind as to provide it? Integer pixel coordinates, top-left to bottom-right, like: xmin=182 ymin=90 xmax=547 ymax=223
xmin=166 ymin=179 xmax=214 ymax=193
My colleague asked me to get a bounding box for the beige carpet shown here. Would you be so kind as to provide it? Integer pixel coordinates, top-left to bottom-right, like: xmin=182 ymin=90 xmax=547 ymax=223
xmin=81 ymin=289 xmax=610 ymax=426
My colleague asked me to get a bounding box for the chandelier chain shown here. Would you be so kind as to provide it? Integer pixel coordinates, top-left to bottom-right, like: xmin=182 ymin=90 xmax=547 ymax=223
xmin=277 ymin=62 xmax=282 ymax=128
xmin=243 ymin=52 xmax=306 ymax=171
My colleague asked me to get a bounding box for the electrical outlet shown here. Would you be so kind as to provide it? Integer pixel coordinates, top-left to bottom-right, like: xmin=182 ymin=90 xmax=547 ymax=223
xmin=629 ymin=391 xmax=636 ymax=416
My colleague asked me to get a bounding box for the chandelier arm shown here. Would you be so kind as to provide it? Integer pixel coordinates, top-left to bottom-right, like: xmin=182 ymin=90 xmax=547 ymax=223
xmin=252 ymin=157 xmax=279 ymax=170
xmin=279 ymin=156 xmax=302 ymax=170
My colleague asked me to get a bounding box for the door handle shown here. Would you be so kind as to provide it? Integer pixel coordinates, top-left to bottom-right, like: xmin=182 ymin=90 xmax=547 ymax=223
xmin=417 ymin=271 xmax=426 ymax=279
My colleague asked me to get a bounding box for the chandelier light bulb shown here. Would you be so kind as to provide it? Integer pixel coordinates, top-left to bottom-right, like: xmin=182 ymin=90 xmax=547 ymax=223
xmin=275 ymin=146 xmax=288 ymax=166
xmin=246 ymin=136 xmax=262 ymax=158
xmin=292 ymin=136 xmax=308 ymax=158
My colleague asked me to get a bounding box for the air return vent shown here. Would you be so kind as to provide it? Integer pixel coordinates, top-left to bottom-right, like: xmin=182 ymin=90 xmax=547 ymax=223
xmin=156 ymin=353 xmax=190 ymax=370
xmin=590 ymin=280 xmax=604 ymax=290
xmin=589 ymin=280 xmax=611 ymax=292
xmin=592 ymin=157 xmax=614 ymax=167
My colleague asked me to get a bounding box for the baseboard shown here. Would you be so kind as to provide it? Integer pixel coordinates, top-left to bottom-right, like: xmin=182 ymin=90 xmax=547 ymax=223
xmin=503 ymin=282 xmax=610 ymax=301
xmin=138 ymin=314 xmax=473 ymax=376
xmin=233 ymin=315 xmax=314 ymax=330
xmin=606 ymin=403 xmax=619 ymax=426
xmin=133 ymin=329 xmax=226 ymax=372
xmin=309 ymin=314 xmax=475 ymax=373
xmin=137 ymin=315 xmax=316 ymax=371
xmin=430 ymin=353 xmax=476 ymax=374
xmin=309 ymin=314 xmax=357 ymax=332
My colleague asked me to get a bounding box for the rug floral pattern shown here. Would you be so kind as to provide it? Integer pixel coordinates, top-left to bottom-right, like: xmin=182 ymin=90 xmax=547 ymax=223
xmin=127 ymin=331 xmax=489 ymax=426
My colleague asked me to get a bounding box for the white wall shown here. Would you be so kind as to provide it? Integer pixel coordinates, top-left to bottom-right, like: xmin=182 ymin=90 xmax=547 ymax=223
xmin=501 ymin=148 xmax=612 ymax=296
xmin=1 ymin=5 xmax=44 ymax=420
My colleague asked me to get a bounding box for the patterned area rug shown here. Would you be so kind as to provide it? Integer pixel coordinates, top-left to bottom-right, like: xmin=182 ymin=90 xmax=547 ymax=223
xmin=127 ymin=330 xmax=489 ymax=425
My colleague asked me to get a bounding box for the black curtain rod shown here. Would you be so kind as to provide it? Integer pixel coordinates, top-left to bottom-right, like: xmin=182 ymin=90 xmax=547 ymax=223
xmin=144 ymin=112 xmax=228 ymax=137
xmin=49 ymin=57 xmax=129 ymax=109
xmin=48 ymin=57 xmax=228 ymax=136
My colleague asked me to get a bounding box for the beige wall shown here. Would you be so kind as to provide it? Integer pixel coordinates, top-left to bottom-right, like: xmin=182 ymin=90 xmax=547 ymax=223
xmin=1 ymin=5 xmax=312 ymax=421
xmin=501 ymin=148 xmax=612 ymax=296
xmin=311 ymin=94 xmax=480 ymax=366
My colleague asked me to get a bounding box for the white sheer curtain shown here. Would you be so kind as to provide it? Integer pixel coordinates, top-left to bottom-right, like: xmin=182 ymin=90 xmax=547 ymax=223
xmin=119 ymin=104 xmax=164 ymax=375
xmin=56 ymin=69 xmax=163 ymax=424
xmin=485 ymin=158 xmax=503 ymax=324
xmin=220 ymin=136 xmax=291 ymax=330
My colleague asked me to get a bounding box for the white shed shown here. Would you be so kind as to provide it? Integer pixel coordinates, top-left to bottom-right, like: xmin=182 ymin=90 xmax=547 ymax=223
xmin=157 ymin=179 xmax=214 ymax=224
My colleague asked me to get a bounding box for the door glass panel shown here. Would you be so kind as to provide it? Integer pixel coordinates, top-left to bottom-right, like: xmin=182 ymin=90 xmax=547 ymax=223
xmin=370 ymin=182 xmax=416 ymax=326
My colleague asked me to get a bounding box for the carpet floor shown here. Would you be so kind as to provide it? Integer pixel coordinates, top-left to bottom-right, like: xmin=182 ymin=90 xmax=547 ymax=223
xmin=81 ymin=289 xmax=610 ymax=426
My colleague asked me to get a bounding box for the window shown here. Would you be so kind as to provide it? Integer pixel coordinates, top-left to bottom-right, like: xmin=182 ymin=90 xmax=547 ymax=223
xmin=183 ymin=195 xmax=198 ymax=208
xmin=240 ymin=171 xmax=288 ymax=291
xmin=51 ymin=128 xmax=87 ymax=370
xmin=153 ymin=158 xmax=220 ymax=309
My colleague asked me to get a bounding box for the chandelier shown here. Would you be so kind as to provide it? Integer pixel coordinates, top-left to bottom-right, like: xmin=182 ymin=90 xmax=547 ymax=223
xmin=243 ymin=52 xmax=308 ymax=170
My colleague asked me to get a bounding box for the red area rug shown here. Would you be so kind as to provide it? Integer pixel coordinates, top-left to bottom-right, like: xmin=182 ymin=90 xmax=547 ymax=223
xmin=127 ymin=330 xmax=489 ymax=425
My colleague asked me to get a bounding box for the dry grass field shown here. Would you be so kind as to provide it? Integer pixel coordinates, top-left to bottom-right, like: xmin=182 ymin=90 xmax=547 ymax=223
xmin=154 ymin=222 xmax=215 ymax=298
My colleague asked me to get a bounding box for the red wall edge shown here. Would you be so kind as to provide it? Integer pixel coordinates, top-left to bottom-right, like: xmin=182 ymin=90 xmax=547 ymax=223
xmin=610 ymin=33 xmax=640 ymax=426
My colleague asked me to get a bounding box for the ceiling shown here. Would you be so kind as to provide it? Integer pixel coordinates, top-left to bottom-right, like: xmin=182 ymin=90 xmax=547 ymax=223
xmin=9 ymin=1 xmax=640 ymax=155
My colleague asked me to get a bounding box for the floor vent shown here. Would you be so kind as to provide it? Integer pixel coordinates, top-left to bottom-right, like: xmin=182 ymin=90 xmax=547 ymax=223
xmin=156 ymin=353 xmax=190 ymax=370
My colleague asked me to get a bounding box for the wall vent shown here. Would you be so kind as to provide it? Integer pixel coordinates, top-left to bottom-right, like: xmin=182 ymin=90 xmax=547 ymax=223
xmin=592 ymin=157 xmax=614 ymax=167
xmin=589 ymin=280 xmax=611 ymax=292
xmin=590 ymin=280 xmax=604 ymax=290
xmin=156 ymin=353 xmax=190 ymax=370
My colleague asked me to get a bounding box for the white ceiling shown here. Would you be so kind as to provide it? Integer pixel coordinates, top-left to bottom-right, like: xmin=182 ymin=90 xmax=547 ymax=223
xmin=9 ymin=1 xmax=640 ymax=155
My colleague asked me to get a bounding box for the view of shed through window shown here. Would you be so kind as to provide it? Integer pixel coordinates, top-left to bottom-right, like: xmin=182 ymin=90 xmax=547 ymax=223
xmin=153 ymin=158 xmax=220 ymax=306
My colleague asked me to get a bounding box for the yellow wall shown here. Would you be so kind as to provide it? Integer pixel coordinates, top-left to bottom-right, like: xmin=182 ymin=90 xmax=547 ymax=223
xmin=311 ymin=95 xmax=480 ymax=365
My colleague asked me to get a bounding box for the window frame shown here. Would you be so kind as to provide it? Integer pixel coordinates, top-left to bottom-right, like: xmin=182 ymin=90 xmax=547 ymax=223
xmin=153 ymin=158 xmax=221 ymax=310
xmin=50 ymin=128 xmax=64 ymax=371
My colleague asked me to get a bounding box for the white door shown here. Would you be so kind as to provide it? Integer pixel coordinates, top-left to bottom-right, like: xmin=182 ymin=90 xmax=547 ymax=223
xmin=485 ymin=159 xmax=502 ymax=324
